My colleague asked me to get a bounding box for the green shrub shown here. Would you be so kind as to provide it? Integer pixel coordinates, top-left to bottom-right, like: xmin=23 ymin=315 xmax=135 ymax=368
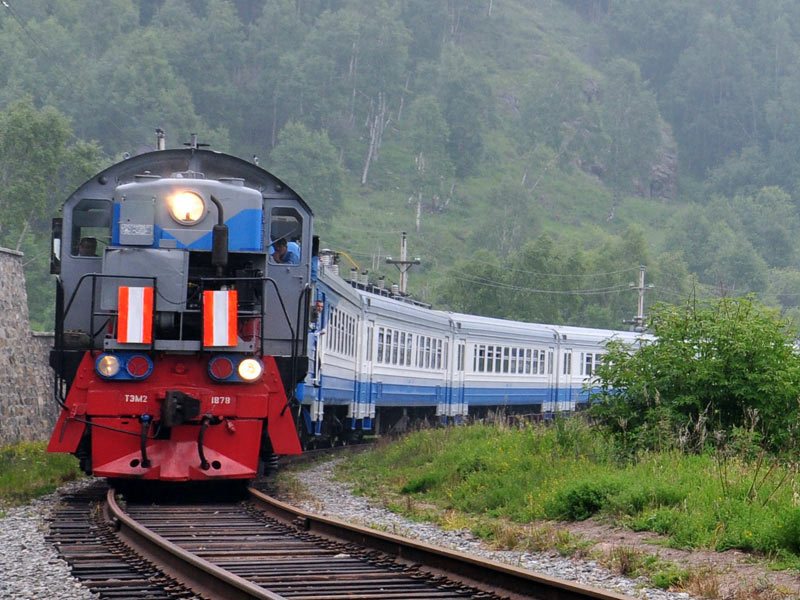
xmin=780 ymin=508 xmax=800 ymax=553
xmin=546 ymin=480 xmax=618 ymax=520
xmin=400 ymin=472 xmax=441 ymax=494
xmin=650 ymin=565 xmax=689 ymax=589
xmin=606 ymin=483 xmax=684 ymax=516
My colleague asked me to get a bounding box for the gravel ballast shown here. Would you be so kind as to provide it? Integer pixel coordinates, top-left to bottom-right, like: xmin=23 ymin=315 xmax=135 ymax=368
xmin=0 ymin=480 xmax=98 ymax=600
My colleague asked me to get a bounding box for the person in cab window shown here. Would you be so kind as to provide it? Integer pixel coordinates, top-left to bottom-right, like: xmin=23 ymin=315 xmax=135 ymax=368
xmin=271 ymin=238 xmax=300 ymax=264
xmin=78 ymin=237 xmax=97 ymax=257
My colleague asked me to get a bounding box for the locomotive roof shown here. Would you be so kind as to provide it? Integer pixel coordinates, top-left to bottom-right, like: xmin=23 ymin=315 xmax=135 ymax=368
xmin=62 ymin=148 xmax=313 ymax=215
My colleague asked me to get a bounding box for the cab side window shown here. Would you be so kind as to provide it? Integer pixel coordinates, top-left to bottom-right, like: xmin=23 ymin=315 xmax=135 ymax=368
xmin=269 ymin=207 xmax=302 ymax=265
xmin=71 ymin=199 xmax=111 ymax=257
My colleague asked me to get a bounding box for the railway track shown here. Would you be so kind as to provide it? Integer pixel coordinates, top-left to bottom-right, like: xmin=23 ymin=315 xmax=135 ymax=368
xmin=49 ymin=482 xmax=634 ymax=600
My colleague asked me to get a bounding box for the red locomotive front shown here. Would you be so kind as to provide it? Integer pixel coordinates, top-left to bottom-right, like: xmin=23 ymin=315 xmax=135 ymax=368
xmin=47 ymin=142 xmax=312 ymax=481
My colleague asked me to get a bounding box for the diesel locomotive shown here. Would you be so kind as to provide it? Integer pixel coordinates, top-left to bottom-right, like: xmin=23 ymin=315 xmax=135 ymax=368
xmin=47 ymin=139 xmax=313 ymax=481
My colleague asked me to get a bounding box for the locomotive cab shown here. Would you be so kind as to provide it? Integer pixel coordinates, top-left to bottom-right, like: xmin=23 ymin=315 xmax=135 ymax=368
xmin=48 ymin=147 xmax=312 ymax=481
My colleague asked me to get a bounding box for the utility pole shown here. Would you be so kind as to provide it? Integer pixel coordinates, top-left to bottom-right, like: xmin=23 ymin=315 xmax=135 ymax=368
xmin=624 ymin=265 xmax=654 ymax=332
xmin=385 ymin=232 xmax=420 ymax=294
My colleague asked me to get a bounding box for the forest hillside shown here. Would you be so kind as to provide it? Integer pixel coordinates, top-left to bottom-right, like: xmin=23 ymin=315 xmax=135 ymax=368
xmin=1 ymin=0 xmax=798 ymax=330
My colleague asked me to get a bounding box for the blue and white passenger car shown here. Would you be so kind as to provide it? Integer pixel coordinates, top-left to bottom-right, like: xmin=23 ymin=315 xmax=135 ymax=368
xmin=300 ymin=259 xmax=647 ymax=443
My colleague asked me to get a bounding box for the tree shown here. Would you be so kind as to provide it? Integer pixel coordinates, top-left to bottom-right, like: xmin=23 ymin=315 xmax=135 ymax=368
xmin=153 ymin=0 xmax=247 ymax=137
xmin=403 ymin=95 xmax=453 ymax=227
xmin=665 ymin=12 xmax=763 ymax=176
xmin=0 ymin=99 xmax=104 ymax=329
xmin=599 ymin=59 xmax=660 ymax=191
xmin=437 ymin=250 xmax=506 ymax=315
xmin=518 ymin=53 xmax=604 ymax=178
xmin=418 ymin=46 xmax=493 ymax=177
xmin=504 ymin=234 xmax=585 ymax=325
xmin=0 ymin=99 xmax=104 ymax=249
xmin=591 ymin=296 xmax=800 ymax=452
xmin=80 ymin=28 xmax=229 ymax=155
xmin=241 ymin=0 xmax=305 ymax=151
xmin=269 ymin=121 xmax=344 ymax=219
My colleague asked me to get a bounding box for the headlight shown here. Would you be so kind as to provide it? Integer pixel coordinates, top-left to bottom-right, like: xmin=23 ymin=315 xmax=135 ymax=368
xmin=238 ymin=358 xmax=263 ymax=381
xmin=167 ymin=191 xmax=205 ymax=225
xmin=96 ymin=354 xmax=121 ymax=378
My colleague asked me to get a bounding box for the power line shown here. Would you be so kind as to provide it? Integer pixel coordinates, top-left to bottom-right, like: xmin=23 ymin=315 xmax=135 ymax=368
xmin=477 ymin=262 xmax=641 ymax=279
xmin=450 ymin=271 xmax=632 ymax=296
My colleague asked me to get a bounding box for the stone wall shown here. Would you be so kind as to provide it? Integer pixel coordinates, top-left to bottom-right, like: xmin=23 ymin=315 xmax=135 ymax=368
xmin=0 ymin=248 xmax=57 ymax=445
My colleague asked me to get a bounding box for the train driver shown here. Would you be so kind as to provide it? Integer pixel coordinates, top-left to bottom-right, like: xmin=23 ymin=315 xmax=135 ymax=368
xmin=78 ymin=236 xmax=97 ymax=257
xmin=271 ymin=238 xmax=300 ymax=264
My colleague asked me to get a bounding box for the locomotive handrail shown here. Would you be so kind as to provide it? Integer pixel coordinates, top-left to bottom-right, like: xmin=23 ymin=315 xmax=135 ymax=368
xmin=198 ymin=275 xmax=298 ymax=358
xmin=61 ymin=272 xmax=158 ymax=351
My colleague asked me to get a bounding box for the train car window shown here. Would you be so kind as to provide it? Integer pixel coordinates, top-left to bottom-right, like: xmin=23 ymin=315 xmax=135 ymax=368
xmin=532 ymin=349 xmax=540 ymax=374
xmin=563 ymin=351 xmax=572 ymax=375
xmin=436 ymin=340 xmax=443 ymax=370
xmin=475 ymin=345 xmax=483 ymax=372
xmin=525 ymin=349 xmax=532 ymax=374
xmin=366 ymin=325 xmax=373 ymax=360
xmin=377 ymin=328 xmax=385 ymax=362
xmin=269 ymin=207 xmax=302 ymax=264
xmin=405 ymin=334 xmax=413 ymax=366
xmin=71 ymin=198 xmax=111 ymax=257
xmin=444 ymin=340 xmax=449 ymax=370
xmin=548 ymin=349 xmax=554 ymax=374
xmin=502 ymin=347 xmax=510 ymax=373
xmin=425 ymin=338 xmax=432 ymax=369
xmin=333 ymin=309 xmax=338 ymax=350
xmin=329 ymin=308 xmax=335 ymax=351
xmin=513 ymin=348 xmax=518 ymax=372
xmin=539 ymin=350 xmax=547 ymax=375
xmin=391 ymin=330 xmax=399 ymax=364
xmin=349 ymin=315 xmax=354 ymax=356
xmin=458 ymin=344 xmax=465 ymax=372
xmin=583 ymin=352 xmax=594 ymax=376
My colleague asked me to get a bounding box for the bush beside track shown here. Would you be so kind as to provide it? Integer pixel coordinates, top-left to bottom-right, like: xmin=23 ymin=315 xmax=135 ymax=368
xmin=338 ymin=420 xmax=800 ymax=571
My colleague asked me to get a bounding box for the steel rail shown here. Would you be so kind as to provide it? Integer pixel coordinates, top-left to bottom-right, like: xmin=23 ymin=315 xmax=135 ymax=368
xmin=248 ymin=487 xmax=634 ymax=600
xmin=106 ymin=488 xmax=283 ymax=600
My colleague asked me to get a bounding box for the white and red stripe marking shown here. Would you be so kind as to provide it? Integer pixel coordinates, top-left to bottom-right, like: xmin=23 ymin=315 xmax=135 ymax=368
xmin=117 ymin=286 xmax=154 ymax=344
xmin=203 ymin=289 xmax=238 ymax=347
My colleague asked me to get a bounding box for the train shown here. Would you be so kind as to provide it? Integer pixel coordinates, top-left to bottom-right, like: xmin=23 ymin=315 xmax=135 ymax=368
xmin=47 ymin=140 xmax=313 ymax=481
xmin=300 ymin=256 xmax=647 ymax=445
xmin=46 ymin=138 xmax=646 ymax=481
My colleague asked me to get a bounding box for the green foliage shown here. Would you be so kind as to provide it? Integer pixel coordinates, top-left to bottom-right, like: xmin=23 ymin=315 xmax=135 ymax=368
xmin=340 ymin=422 xmax=800 ymax=564
xmin=0 ymin=442 xmax=82 ymax=507
xmin=590 ymin=296 xmax=800 ymax=452
xmin=269 ymin=121 xmax=345 ymax=219
xmin=0 ymin=99 xmax=104 ymax=328
xmin=546 ymin=480 xmax=618 ymax=520
xmin=6 ymin=0 xmax=800 ymax=331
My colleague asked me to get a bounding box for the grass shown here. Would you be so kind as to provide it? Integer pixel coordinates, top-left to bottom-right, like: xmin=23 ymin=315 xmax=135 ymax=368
xmin=0 ymin=441 xmax=82 ymax=509
xmin=338 ymin=419 xmax=800 ymax=572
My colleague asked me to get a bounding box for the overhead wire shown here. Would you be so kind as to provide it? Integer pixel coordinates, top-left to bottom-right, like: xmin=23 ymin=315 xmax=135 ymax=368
xmin=450 ymin=270 xmax=633 ymax=296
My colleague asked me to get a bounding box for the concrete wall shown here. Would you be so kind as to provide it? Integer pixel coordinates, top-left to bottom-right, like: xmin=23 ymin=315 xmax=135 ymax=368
xmin=0 ymin=248 xmax=57 ymax=445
